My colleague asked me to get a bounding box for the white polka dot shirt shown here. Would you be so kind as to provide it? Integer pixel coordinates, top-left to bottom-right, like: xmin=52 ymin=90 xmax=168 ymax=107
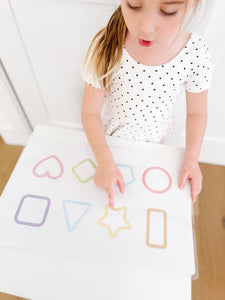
xmin=82 ymin=33 xmax=212 ymax=143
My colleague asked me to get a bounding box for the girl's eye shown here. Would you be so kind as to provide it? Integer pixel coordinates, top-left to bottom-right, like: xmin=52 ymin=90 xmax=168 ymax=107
xmin=127 ymin=3 xmax=177 ymax=15
xmin=127 ymin=3 xmax=141 ymax=10
xmin=160 ymin=10 xmax=177 ymax=16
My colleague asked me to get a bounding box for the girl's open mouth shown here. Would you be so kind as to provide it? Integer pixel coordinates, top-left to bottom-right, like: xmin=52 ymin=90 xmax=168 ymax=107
xmin=139 ymin=39 xmax=153 ymax=47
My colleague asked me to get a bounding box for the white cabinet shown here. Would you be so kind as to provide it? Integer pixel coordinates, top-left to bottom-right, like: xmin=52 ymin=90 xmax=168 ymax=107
xmin=0 ymin=0 xmax=224 ymax=165
xmin=0 ymin=0 xmax=119 ymax=131
xmin=0 ymin=63 xmax=31 ymax=144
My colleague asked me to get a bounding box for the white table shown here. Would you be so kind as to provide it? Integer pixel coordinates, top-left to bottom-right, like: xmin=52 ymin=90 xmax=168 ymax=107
xmin=0 ymin=125 xmax=194 ymax=300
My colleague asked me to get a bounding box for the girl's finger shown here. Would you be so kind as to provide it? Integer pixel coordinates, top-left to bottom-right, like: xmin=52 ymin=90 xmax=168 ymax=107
xmin=191 ymin=179 xmax=201 ymax=202
xmin=117 ymin=174 xmax=125 ymax=193
xmin=179 ymin=171 xmax=189 ymax=189
xmin=107 ymin=182 xmax=115 ymax=208
xmin=192 ymin=195 xmax=197 ymax=202
xmin=192 ymin=190 xmax=198 ymax=202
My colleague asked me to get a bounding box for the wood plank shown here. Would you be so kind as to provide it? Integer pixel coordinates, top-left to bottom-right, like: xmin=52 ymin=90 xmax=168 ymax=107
xmin=192 ymin=163 xmax=225 ymax=300
xmin=0 ymin=137 xmax=24 ymax=196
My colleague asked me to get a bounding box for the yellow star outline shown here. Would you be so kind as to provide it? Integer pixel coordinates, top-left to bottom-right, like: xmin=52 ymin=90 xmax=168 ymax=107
xmin=97 ymin=204 xmax=132 ymax=238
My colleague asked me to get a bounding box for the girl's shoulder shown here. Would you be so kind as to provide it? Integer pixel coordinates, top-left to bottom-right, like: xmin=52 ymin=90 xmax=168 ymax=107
xmin=187 ymin=32 xmax=211 ymax=54
xmin=177 ymin=32 xmax=212 ymax=68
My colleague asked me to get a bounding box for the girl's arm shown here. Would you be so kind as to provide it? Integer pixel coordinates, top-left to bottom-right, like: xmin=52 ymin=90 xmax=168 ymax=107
xmin=179 ymin=89 xmax=208 ymax=202
xmin=81 ymin=84 xmax=125 ymax=207
xmin=82 ymin=84 xmax=113 ymax=164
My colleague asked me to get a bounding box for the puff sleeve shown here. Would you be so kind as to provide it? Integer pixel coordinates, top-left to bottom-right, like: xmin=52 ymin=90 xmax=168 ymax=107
xmin=184 ymin=42 xmax=212 ymax=93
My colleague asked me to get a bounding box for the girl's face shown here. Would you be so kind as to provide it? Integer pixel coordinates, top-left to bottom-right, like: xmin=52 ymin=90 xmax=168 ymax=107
xmin=121 ymin=0 xmax=194 ymax=50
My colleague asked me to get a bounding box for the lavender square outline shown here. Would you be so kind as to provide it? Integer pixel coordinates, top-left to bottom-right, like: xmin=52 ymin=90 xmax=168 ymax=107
xmin=14 ymin=194 xmax=51 ymax=227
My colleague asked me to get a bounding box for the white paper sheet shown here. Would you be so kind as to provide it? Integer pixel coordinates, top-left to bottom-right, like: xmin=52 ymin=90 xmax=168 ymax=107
xmin=0 ymin=125 xmax=195 ymax=276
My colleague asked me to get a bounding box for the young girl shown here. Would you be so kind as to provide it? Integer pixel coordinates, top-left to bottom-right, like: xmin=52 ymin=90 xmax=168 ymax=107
xmin=81 ymin=0 xmax=212 ymax=208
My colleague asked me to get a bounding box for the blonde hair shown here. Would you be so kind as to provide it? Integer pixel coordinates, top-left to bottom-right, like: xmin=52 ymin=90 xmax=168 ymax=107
xmin=82 ymin=0 xmax=200 ymax=94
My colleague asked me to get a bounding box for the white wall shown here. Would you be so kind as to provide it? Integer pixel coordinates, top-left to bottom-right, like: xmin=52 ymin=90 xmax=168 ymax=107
xmin=173 ymin=0 xmax=225 ymax=165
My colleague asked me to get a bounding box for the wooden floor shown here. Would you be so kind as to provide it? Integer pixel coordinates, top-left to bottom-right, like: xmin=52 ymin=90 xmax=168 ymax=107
xmin=0 ymin=136 xmax=224 ymax=300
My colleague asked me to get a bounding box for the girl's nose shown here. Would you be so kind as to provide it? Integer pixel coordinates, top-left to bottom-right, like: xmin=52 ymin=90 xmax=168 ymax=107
xmin=139 ymin=12 xmax=157 ymax=37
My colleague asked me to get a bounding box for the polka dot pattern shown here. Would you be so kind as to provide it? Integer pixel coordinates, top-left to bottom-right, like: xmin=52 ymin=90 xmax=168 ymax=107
xmin=82 ymin=33 xmax=212 ymax=143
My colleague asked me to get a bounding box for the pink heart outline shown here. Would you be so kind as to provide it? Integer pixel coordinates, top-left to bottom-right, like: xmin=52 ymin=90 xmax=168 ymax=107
xmin=33 ymin=155 xmax=64 ymax=179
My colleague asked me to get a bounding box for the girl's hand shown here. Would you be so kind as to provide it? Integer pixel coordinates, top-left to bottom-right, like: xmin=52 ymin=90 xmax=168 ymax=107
xmin=93 ymin=161 xmax=125 ymax=208
xmin=178 ymin=159 xmax=203 ymax=202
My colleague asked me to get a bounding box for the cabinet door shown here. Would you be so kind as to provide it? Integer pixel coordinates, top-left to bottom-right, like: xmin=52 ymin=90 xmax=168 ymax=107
xmin=7 ymin=0 xmax=119 ymax=129
xmin=0 ymin=0 xmax=49 ymax=143
xmin=0 ymin=63 xmax=31 ymax=144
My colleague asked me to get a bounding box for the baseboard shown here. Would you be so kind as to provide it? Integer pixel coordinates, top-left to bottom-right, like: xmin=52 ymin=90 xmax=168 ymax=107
xmin=200 ymin=137 xmax=225 ymax=166
xmin=174 ymin=135 xmax=225 ymax=166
